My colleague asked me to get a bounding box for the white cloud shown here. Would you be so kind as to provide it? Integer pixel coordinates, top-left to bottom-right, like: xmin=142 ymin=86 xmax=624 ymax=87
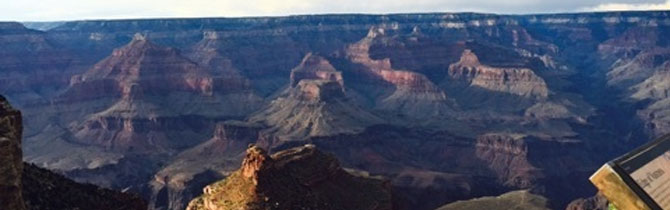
xmin=2 ymin=0 xmax=668 ymax=21
xmin=590 ymin=0 xmax=670 ymax=11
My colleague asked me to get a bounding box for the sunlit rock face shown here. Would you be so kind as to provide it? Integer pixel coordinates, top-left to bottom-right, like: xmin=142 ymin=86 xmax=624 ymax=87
xmin=148 ymin=122 xmax=263 ymax=210
xmin=187 ymin=144 xmax=393 ymax=210
xmin=345 ymin=27 xmax=452 ymax=119
xmin=448 ymin=49 xmax=549 ymax=99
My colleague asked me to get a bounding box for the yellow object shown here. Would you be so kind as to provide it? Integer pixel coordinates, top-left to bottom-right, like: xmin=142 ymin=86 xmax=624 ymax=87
xmin=590 ymin=164 xmax=651 ymax=210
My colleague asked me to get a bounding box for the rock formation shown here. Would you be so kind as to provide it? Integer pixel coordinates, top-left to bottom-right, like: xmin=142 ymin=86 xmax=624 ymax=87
xmin=447 ymin=49 xmax=549 ymax=98
xmin=148 ymin=121 xmax=263 ymax=210
xmin=606 ymin=48 xmax=670 ymax=88
xmin=1 ymin=95 xmax=26 ymax=210
xmin=0 ymin=23 xmax=78 ymax=107
xmin=249 ymin=54 xmax=383 ymax=142
xmin=626 ymin=52 xmax=670 ymax=136
xmin=435 ymin=191 xmax=551 ymax=210
xmin=186 ymin=32 xmax=257 ymax=95
xmin=187 ymin=144 xmax=393 ymax=210
xmin=61 ymin=34 xmax=261 ymax=153
xmin=345 ymin=27 xmax=452 ymax=119
xmin=474 ymin=133 xmax=593 ymax=192
xmin=289 ymin=53 xmax=344 ymax=87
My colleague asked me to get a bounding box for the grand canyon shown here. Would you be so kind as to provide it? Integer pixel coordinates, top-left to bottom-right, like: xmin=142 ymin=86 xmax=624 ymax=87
xmin=2 ymin=11 xmax=670 ymax=210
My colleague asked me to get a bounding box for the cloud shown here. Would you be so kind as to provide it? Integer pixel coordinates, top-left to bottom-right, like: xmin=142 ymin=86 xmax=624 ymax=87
xmin=2 ymin=0 xmax=669 ymax=21
xmin=589 ymin=0 xmax=670 ymax=11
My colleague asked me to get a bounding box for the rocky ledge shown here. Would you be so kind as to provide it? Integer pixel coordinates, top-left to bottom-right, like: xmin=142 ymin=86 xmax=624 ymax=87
xmin=187 ymin=144 xmax=394 ymax=210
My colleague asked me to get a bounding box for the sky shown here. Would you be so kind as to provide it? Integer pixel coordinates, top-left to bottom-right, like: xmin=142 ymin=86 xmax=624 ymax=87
xmin=2 ymin=0 xmax=669 ymax=22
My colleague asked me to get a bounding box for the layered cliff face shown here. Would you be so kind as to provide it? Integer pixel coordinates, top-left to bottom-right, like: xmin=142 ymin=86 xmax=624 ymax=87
xmin=186 ymin=32 xmax=257 ymax=95
xmin=598 ymin=26 xmax=661 ymax=61
xmin=474 ymin=133 xmax=593 ymax=192
xmin=0 ymin=95 xmax=26 ymax=210
xmin=606 ymin=48 xmax=670 ymax=88
xmin=447 ymin=49 xmax=549 ymax=99
xmin=0 ymin=23 xmax=80 ymax=106
xmin=60 ymin=34 xmax=262 ymax=153
xmin=345 ymin=27 xmax=452 ymax=119
xmin=63 ymin=35 xmax=211 ymax=152
xmin=597 ymin=25 xmax=670 ymax=137
xmin=187 ymin=144 xmax=393 ymax=210
xmin=66 ymin=34 xmax=213 ymax=99
xmin=474 ymin=134 xmax=539 ymax=188
xmin=249 ymin=54 xmax=383 ymax=143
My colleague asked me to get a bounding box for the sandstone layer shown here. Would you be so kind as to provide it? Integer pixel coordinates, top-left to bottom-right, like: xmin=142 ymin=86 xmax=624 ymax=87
xmin=447 ymin=49 xmax=548 ymax=99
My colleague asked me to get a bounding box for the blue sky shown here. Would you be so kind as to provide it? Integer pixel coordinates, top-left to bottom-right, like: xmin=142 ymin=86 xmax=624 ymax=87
xmin=2 ymin=0 xmax=669 ymax=21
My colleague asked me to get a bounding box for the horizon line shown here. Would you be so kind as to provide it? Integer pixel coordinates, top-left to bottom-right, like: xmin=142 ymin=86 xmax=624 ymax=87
xmin=9 ymin=9 xmax=670 ymax=23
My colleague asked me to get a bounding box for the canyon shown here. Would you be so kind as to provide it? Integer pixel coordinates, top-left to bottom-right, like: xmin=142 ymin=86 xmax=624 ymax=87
xmin=1 ymin=11 xmax=669 ymax=210
xmin=1 ymin=95 xmax=146 ymax=210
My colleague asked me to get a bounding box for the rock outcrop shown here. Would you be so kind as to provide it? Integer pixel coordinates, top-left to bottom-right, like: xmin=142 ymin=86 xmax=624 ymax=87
xmin=289 ymin=53 xmax=343 ymax=87
xmin=475 ymin=133 xmax=539 ymax=188
xmin=565 ymin=195 xmax=608 ymax=210
xmin=606 ymin=48 xmax=670 ymax=88
xmin=435 ymin=190 xmax=551 ymax=210
xmin=187 ymin=144 xmax=393 ymax=210
xmin=626 ymin=53 xmax=670 ymax=136
xmin=1 ymin=95 xmax=26 ymax=210
xmin=447 ymin=49 xmax=549 ymax=98
xmin=148 ymin=121 xmax=263 ymax=210
xmin=249 ymin=54 xmax=383 ymax=142
xmin=474 ymin=133 xmax=592 ymax=191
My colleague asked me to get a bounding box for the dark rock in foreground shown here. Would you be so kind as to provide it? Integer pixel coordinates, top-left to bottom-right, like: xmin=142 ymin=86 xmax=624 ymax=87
xmin=1 ymin=95 xmax=26 ymax=210
xmin=22 ymin=163 xmax=147 ymax=210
